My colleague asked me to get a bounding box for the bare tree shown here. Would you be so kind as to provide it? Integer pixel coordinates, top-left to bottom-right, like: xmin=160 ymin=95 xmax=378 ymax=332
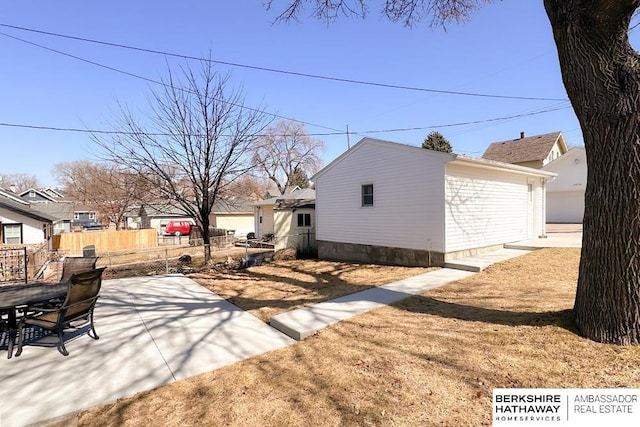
xmin=267 ymin=0 xmax=640 ymax=345
xmin=0 ymin=173 xmax=41 ymax=193
xmin=94 ymin=61 xmax=271 ymax=260
xmin=53 ymin=161 xmax=154 ymax=230
xmin=220 ymin=175 xmax=270 ymax=202
xmin=252 ymin=120 xmax=325 ymax=195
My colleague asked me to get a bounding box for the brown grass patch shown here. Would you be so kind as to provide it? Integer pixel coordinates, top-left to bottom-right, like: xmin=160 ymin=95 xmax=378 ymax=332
xmin=78 ymin=248 xmax=640 ymax=427
xmin=190 ymin=260 xmax=434 ymax=322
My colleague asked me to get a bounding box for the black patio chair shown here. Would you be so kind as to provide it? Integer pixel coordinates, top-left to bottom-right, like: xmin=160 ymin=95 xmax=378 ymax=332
xmin=15 ymin=267 xmax=106 ymax=357
xmin=1 ymin=310 xmax=9 ymax=352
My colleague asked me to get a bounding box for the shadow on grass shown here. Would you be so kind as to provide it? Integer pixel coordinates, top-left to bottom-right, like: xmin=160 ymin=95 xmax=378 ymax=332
xmin=394 ymin=294 xmax=578 ymax=333
xmin=190 ymin=260 xmax=406 ymax=316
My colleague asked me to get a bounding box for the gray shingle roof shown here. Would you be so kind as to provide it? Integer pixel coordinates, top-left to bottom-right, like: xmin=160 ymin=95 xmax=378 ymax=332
xmin=255 ymin=188 xmax=316 ymax=209
xmin=482 ymin=132 xmax=563 ymax=164
xmin=31 ymin=201 xmax=75 ymax=221
xmin=0 ymin=197 xmax=57 ymax=222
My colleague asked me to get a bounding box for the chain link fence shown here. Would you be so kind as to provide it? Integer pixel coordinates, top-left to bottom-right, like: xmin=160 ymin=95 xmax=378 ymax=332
xmin=0 ymin=231 xmax=315 ymax=285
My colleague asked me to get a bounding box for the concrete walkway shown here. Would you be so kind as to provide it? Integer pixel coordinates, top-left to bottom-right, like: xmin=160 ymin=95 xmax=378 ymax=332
xmin=270 ymin=248 xmax=531 ymax=340
xmin=269 ymin=230 xmax=581 ymax=340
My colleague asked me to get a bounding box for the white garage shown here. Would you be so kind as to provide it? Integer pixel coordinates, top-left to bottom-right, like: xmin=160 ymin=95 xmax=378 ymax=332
xmin=542 ymin=147 xmax=587 ymax=223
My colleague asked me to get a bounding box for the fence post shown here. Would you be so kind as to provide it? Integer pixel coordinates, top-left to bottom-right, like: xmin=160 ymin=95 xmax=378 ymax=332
xmin=165 ymin=248 xmax=169 ymax=274
xmin=23 ymin=247 xmax=28 ymax=284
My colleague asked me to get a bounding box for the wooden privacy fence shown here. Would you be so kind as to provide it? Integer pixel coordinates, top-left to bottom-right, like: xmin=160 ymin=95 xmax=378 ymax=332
xmin=52 ymin=229 xmax=159 ymax=255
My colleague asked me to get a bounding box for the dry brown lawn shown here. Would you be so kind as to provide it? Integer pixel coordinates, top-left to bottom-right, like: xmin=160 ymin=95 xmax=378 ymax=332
xmin=78 ymin=248 xmax=640 ymax=427
xmin=190 ymin=259 xmax=434 ymax=322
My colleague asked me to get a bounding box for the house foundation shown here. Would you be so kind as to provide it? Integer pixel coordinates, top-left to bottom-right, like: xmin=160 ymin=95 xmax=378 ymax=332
xmin=317 ymin=240 xmax=506 ymax=267
xmin=317 ymin=240 xmax=444 ymax=267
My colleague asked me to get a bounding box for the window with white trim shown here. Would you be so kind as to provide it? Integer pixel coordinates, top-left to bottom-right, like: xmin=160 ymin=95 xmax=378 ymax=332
xmin=3 ymin=224 xmax=22 ymax=244
xmin=362 ymin=184 xmax=374 ymax=207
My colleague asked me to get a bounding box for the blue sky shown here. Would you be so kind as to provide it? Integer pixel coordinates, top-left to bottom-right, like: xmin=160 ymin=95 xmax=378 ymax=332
xmin=1 ymin=1 xmax=626 ymax=187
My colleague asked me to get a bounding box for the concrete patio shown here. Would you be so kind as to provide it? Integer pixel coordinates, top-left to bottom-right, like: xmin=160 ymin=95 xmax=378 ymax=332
xmin=0 ymin=275 xmax=294 ymax=427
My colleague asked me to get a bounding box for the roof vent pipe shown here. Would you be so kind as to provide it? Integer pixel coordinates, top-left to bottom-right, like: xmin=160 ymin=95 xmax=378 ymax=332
xmin=520 ymin=131 xmax=525 ymax=139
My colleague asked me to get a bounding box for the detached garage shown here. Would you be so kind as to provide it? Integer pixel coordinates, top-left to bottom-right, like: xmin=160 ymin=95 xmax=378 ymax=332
xmin=313 ymin=138 xmax=555 ymax=267
xmin=542 ymin=147 xmax=587 ymax=223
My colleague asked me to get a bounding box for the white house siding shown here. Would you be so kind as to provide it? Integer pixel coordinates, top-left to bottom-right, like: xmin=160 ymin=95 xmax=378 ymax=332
xmin=0 ymin=207 xmax=48 ymax=244
xmin=444 ymin=163 xmax=543 ymax=253
xmin=542 ymin=141 xmax=566 ymax=166
xmin=315 ymin=140 xmax=448 ymax=252
xmin=274 ymin=208 xmax=316 ymax=252
xmin=543 ymin=147 xmax=586 ymax=223
xmin=255 ymin=205 xmax=274 ymax=237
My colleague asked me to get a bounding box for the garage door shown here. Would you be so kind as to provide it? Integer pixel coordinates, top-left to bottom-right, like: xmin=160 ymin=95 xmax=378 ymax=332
xmin=546 ymin=190 xmax=584 ymax=223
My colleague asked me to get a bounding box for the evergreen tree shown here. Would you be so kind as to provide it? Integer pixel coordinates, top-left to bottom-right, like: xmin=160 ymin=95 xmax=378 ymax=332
xmin=422 ymin=131 xmax=452 ymax=153
xmin=287 ymin=166 xmax=310 ymax=189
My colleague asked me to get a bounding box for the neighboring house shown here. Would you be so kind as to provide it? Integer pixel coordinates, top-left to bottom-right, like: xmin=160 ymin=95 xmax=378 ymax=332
xmin=31 ymin=201 xmax=76 ymax=234
xmin=0 ymin=189 xmax=56 ymax=245
xmin=263 ymin=186 xmax=302 ymax=199
xmin=17 ymin=188 xmax=76 ymax=233
xmin=72 ymin=205 xmax=98 ymax=224
xmin=209 ymin=200 xmax=255 ymax=238
xmin=19 ymin=188 xmax=62 ymax=204
xmin=542 ymin=147 xmax=587 ymax=223
xmin=482 ymin=131 xmax=569 ymax=169
xmin=254 ymin=188 xmax=316 ymax=253
xmin=312 ymin=138 xmax=556 ymax=267
xmin=124 ymin=203 xmax=192 ymax=234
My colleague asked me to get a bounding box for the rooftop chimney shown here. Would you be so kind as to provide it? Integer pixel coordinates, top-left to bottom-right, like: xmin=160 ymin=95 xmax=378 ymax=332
xmin=520 ymin=131 xmax=525 ymax=139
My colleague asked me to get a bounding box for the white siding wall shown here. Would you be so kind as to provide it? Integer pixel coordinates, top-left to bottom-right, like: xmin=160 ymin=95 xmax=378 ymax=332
xmin=542 ymin=141 xmax=566 ymax=166
xmin=544 ymin=148 xmax=587 ymax=192
xmin=444 ymin=163 xmax=535 ymax=252
xmin=274 ymin=208 xmax=316 ymax=251
xmin=543 ymin=148 xmax=586 ymax=223
xmin=0 ymin=207 xmax=48 ymax=244
xmin=255 ymin=205 xmax=274 ymax=237
xmin=315 ymin=140 xmax=448 ymax=252
xmin=534 ymin=178 xmax=546 ymax=237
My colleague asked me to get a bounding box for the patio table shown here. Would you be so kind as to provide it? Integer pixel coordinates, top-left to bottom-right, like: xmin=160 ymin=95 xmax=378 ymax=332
xmin=0 ymin=282 xmax=67 ymax=359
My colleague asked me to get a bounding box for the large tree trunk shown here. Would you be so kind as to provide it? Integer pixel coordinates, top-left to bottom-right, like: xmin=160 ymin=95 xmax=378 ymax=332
xmin=545 ymin=0 xmax=640 ymax=344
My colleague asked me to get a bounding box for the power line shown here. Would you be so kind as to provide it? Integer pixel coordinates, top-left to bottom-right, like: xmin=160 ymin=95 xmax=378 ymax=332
xmin=0 ymin=31 xmax=344 ymax=134
xmin=353 ymin=105 xmax=572 ymax=136
xmin=0 ymin=105 xmax=572 ymax=137
xmin=0 ymin=22 xmax=569 ymax=102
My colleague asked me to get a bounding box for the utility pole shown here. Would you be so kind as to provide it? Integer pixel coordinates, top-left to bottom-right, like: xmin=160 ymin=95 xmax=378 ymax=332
xmin=346 ymin=125 xmax=351 ymax=149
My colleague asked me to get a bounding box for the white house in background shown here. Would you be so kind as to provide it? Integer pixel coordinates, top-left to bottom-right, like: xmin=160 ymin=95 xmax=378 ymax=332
xmin=0 ymin=189 xmax=56 ymax=245
xmin=542 ymin=147 xmax=587 ymax=223
xmin=254 ymin=188 xmax=316 ymax=253
xmin=209 ymin=200 xmax=255 ymax=238
xmin=482 ymin=131 xmax=569 ymax=169
xmin=312 ymin=138 xmax=556 ymax=267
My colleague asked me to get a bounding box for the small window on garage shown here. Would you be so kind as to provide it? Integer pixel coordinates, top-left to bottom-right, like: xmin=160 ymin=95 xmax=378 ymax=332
xmin=297 ymin=213 xmax=311 ymax=227
xmin=362 ymin=184 xmax=374 ymax=207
